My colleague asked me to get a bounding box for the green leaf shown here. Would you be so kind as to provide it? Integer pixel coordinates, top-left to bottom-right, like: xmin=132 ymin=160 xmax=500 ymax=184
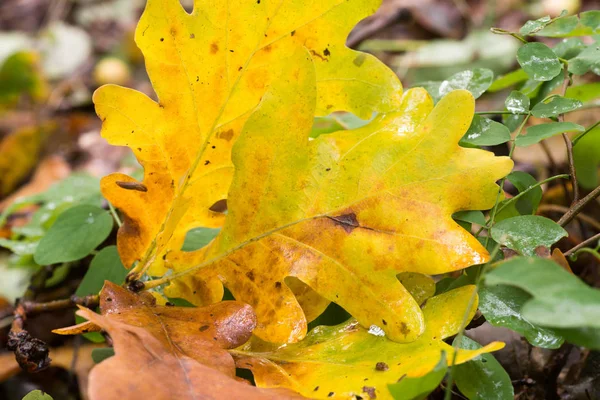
xmin=388 ymin=352 xmax=447 ymax=400
xmin=0 ymin=173 xmax=101 ymax=229
xmin=459 ymin=116 xmax=511 ymax=146
xmin=553 ymin=326 xmax=600 ymax=349
xmin=565 ymin=82 xmax=600 ymax=103
xmin=553 ymin=38 xmax=585 ymax=59
xmin=486 ymin=257 xmax=600 ymax=331
xmin=181 ymin=227 xmax=221 ymax=252
xmin=488 ymin=69 xmax=528 ymax=92
xmin=531 ymin=96 xmax=582 ymax=118
xmin=535 ymin=15 xmax=579 ymax=37
xmin=505 ymin=91 xmax=530 ymax=114
xmin=502 ymin=113 xmax=525 ymax=132
xmin=479 ymin=285 xmax=564 ymax=349
xmin=519 ymin=15 xmax=552 ymax=35
xmin=506 ymin=171 xmax=542 ymax=215
xmin=441 ymin=68 xmax=494 ymax=99
xmin=581 ymin=10 xmax=600 ymax=31
xmin=517 ymin=43 xmax=562 ymax=81
xmin=76 ymin=246 xmax=128 ymax=297
xmin=516 ymin=122 xmax=585 ymax=147
xmin=453 ymin=210 xmax=486 ymax=226
xmin=34 ymin=205 xmax=113 ymax=265
xmin=91 ymin=347 xmax=115 ymax=363
xmin=573 ymin=125 xmax=600 ymax=189
xmin=568 ymin=44 xmax=600 ymax=75
xmin=490 ymin=215 xmax=567 ymax=256
xmin=452 ymin=336 xmax=514 ymax=400
xmin=22 ymin=390 xmax=53 ymax=400
xmin=531 ymin=96 xmax=583 ymax=118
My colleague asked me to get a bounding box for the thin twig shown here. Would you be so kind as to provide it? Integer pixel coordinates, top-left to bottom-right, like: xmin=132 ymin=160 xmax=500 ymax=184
xmin=558 ymin=185 xmax=600 ymax=227
xmin=20 ymin=295 xmax=99 ymax=315
xmin=562 ymin=133 xmax=579 ymax=203
xmin=538 ymin=204 xmax=600 ymax=231
xmin=564 ymin=232 xmax=600 ymax=257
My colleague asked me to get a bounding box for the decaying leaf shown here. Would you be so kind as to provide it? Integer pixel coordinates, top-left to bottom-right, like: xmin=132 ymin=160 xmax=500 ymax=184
xmin=168 ymin=51 xmax=513 ymax=343
xmin=75 ymin=306 xmax=305 ymax=400
xmin=233 ymin=286 xmax=504 ymax=400
xmin=55 ymin=281 xmax=256 ymax=375
xmin=96 ymin=0 xmax=402 ymax=271
xmin=0 ymin=123 xmax=53 ymax=197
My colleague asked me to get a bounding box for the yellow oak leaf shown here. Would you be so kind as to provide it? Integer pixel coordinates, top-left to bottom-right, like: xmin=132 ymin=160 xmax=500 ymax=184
xmin=233 ymin=286 xmax=504 ymax=400
xmin=95 ymin=0 xmax=402 ymax=271
xmin=165 ymin=51 xmax=513 ymax=343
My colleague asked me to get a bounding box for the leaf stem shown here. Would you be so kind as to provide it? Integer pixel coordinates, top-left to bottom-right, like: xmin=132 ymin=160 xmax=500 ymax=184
xmin=494 ymin=174 xmax=569 ymax=215
xmin=572 ymin=120 xmax=600 ymax=146
xmin=108 ymin=202 xmax=122 ymax=228
xmin=474 ymin=110 xmax=529 ymax=116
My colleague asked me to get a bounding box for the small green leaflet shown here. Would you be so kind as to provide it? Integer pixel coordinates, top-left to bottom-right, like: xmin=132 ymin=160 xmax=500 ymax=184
xmin=519 ymin=15 xmax=552 ymax=35
xmin=453 ymin=210 xmax=486 ymax=226
xmin=34 ymin=205 xmax=113 ymax=265
xmin=490 ymin=215 xmax=567 ymax=256
xmin=182 ymin=227 xmax=221 ymax=252
xmin=516 ymin=43 xmax=562 ymax=81
xmin=92 ymin=347 xmax=115 ymax=363
xmin=488 ymin=69 xmax=528 ymax=92
xmin=531 ymin=96 xmax=582 ymax=118
xmin=573 ymin=125 xmax=600 ymax=189
xmin=516 ymin=122 xmax=584 ymax=147
xmin=479 ymin=285 xmax=564 ymax=349
xmin=568 ymin=44 xmax=600 ymax=75
xmin=505 ymin=91 xmax=529 ymax=114
xmin=76 ymin=245 xmax=128 ymax=296
xmin=388 ymin=352 xmax=447 ymax=400
xmin=460 ymin=116 xmax=510 ymax=146
xmin=553 ymin=38 xmax=585 ymax=59
xmin=452 ymin=336 xmax=513 ymax=400
xmin=22 ymin=390 xmax=54 ymax=400
xmin=420 ymin=68 xmax=493 ymax=103
xmin=486 ymin=257 xmax=600 ymax=348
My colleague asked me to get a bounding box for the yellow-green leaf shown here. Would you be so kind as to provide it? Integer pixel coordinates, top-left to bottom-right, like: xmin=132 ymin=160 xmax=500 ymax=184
xmin=95 ymin=0 xmax=402 ymax=270
xmin=167 ymin=51 xmax=513 ymax=344
xmin=233 ymin=286 xmax=504 ymax=400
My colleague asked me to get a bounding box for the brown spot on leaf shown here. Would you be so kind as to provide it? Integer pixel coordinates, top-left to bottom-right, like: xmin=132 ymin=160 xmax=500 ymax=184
xmin=354 ymin=54 xmax=367 ymax=67
xmin=329 ymin=213 xmax=359 ymax=233
xmin=218 ymin=129 xmax=234 ymax=141
xmin=324 ymin=48 xmax=330 ymax=57
xmin=246 ymin=271 xmax=255 ymax=281
xmin=190 ymin=33 xmax=195 ymax=39
xmin=199 ymin=325 xmax=209 ymax=332
xmin=375 ymin=362 xmax=389 ymax=371
xmin=210 ymin=43 xmax=219 ymax=54
xmin=362 ymin=386 xmax=376 ymax=399
xmin=400 ymin=322 xmax=410 ymax=336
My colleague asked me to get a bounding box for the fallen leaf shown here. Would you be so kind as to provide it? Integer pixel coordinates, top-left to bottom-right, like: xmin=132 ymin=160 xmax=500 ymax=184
xmin=233 ymin=286 xmax=504 ymax=400
xmin=96 ymin=0 xmax=403 ymax=271
xmin=55 ymin=281 xmax=256 ymax=375
xmin=0 ymin=123 xmax=54 ymax=197
xmin=169 ymin=51 xmax=513 ymax=343
xmin=76 ymin=306 xmax=305 ymax=400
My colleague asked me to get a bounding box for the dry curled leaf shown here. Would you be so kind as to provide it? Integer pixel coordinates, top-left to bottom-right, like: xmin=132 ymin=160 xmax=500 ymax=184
xmin=168 ymin=51 xmax=513 ymax=343
xmin=233 ymin=286 xmax=504 ymax=400
xmin=55 ymin=281 xmax=256 ymax=375
xmin=76 ymin=306 xmax=305 ymax=400
xmin=96 ymin=0 xmax=402 ymax=272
